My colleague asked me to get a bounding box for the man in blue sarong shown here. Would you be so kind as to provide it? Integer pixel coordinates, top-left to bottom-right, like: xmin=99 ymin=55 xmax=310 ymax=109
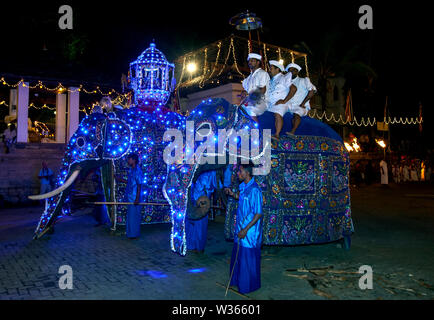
xmin=116 ymin=153 xmax=143 ymax=239
xmin=186 ymin=166 xmax=232 ymax=253
xmin=88 ymin=168 xmax=110 ymax=227
xmin=225 ymin=163 xmax=263 ymax=294
xmin=186 ymin=170 xmax=217 ymax=253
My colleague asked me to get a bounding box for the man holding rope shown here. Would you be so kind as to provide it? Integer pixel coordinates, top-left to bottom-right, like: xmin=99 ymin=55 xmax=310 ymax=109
xmin=225 ymin=162 xmax=263 ymax=294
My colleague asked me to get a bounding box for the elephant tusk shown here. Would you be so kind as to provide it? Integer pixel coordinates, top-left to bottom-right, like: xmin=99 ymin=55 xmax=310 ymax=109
xmin=28 ymin=170 xmax=81 ymax=200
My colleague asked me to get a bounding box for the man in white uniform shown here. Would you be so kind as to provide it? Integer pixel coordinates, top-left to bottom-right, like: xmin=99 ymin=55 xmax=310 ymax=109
xmin=285 ymin=63 xmax=317 ymax=135
xmin=241 ymin=53 xmax=270 ymax=121
xmin=380 ymin=159 xmax=388 ymax=185
xmin=266 ymin=60 xmax=297 ymax=141
xmin=403 ymin=162 xmax=410 ymax=182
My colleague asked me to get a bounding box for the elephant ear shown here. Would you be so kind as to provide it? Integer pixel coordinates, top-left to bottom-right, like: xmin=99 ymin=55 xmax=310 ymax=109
xmin=103 ymin=118 xmax=132 ymax=159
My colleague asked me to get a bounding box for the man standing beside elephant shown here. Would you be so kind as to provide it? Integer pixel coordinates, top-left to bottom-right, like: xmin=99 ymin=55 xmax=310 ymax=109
xmin=186 ymin=165 xmax=232 ymax=253
xmin=225 ymin=162 xmax=263 ymax=294
xmin=186 ymin=170 xmax=218 ymax=253
xmin=116 ymin=153 xmax=143 ymax=239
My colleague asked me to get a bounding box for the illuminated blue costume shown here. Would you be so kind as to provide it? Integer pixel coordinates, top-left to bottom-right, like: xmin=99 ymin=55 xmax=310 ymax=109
xmin=125 ymin=166 xmax=143 ymax=238
xmin=230 ymin=178 xmax=263 ymax=294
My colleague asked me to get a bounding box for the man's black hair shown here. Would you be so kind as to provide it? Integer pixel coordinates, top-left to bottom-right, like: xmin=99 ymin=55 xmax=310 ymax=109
xmin=240 ymin=161 xmax=255 ymax=176
xmin=127 ymin=153 xmax=139 ymax=164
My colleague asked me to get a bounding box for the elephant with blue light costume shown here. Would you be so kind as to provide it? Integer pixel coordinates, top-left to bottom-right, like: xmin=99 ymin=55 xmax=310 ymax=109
xmin=30 ymin=107 xmax=185 ymax=240
xmin=31 ymin=98 xmax=353 ymax=256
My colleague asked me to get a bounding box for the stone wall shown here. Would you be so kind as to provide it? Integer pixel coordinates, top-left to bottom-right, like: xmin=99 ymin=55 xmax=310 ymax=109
xmin=0 ymin=143 xmax=65 ymax=204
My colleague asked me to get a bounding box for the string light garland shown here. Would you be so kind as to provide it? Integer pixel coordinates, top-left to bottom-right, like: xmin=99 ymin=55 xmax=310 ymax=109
xmin=0 ymin=77 xmax=128 ymax=99
xmin=230 ymin=38 xmax=245 ymax=78
xmin=216 ymin=38 xmax=234 ymax=77
xmin=304 ymin=55 xmax=310 ymax=78
xmin=308 ymin=108 xmax=423 ymax=127
xmin=263 ymin=43 xmax=269 ymax=72
xmin=174 ymin=36 xmax=307 ymax=89
xmin=199 ymin=42 xmax=222 ymax=89
xmin=0 ymin=99 xmax=423 ymax=127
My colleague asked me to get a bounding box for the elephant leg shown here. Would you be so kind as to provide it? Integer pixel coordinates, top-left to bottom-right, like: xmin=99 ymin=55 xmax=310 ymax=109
xmin=340 ymin=235 xmax=351 ymax=250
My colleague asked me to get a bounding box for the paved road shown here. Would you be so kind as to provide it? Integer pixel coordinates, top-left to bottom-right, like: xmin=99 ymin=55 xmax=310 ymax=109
xmin=0 ymin=183 xmax=433 ymax=300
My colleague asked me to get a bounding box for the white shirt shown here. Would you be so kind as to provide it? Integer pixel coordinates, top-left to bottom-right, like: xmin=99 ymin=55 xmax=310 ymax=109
xmin=242 ymin=68 xmax=270 ymax=94
xmin=266 ymin=72 xmax=293 ymax=105
xmin=289 ymin=77 xmax=317 ymax=110
xmin=380 ymin=160 xmax=388 ymax=184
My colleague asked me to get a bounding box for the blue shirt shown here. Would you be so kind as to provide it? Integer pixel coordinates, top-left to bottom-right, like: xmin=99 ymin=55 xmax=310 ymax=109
xmin=192 ymin=171 xmax=217 ymax=202
xmin=124 ymin=166 xmax=143 ymax=202
xmin=234 ymin=178 xmax=263 ymax=248
xmin=39 ymin=168 xmax=53 ymax=185
xmin=223 ymin=165 xmax=232 ymax=188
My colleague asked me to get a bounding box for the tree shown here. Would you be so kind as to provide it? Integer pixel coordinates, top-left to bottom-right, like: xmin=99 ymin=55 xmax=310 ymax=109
xmin=293 ymin=29 xmax=377 ymax=112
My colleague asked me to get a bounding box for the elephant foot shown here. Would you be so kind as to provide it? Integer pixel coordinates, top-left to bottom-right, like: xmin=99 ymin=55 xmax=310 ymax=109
xmin=340 ymin=236 xmax=351 ymax=250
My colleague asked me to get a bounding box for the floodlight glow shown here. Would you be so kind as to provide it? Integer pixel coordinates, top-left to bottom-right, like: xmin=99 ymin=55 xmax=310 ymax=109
xmin=187 ymin=62 xmax=197 ymax=74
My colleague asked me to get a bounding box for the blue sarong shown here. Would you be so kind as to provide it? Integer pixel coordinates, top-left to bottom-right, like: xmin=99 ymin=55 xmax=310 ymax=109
xmin=126 ymin=205 xmax=141 ymax=238
xmin=229 ymin=243 xmax=261 ymax=294
xmin=186 ymin=171 xmax=217 ymax=251
xmin=185 ymin=215 xmax=208 ymax=251
xmin=125 ymin=166 xmax=143 ymax=238
xmin=230 ymin=178 xmax=263 ymax=294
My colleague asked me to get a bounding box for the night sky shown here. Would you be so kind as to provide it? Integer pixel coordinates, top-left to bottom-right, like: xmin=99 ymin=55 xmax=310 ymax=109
xmin=0 ymin=1 xmax=431 ymax=146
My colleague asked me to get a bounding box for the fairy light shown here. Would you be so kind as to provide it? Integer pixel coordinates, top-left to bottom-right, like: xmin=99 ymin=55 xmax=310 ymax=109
xmin=304 ymin=55 xmax=310 ymax=78
xmin=198 ymin=48 xmax=208 ymax=88
xmin=217 ymin=38 xmax=233 ymax=77
xmin=230 ymin=37 xmax=245 ymax=79
xmin=263 ymin=43 xmax=268 ymax=72
xmin=199 ymin=41 xmax=222 ymax=88
xmin=0 ymin=77 xmax=128 ymax=98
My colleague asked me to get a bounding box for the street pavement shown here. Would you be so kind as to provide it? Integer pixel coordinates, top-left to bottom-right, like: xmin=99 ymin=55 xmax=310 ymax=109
xmin=0 ymin=183 xmax=433 ymax=300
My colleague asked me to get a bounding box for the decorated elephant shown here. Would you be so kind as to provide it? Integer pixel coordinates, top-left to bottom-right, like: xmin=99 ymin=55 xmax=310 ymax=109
xmin=163 ymin=100 xmax=353 ymax=256
xmin=30 ymin=106 xmax=185 ymax=239
xmin=225 ymin=111 xmax=354 ymax=249
xmin=30 ymin=96 xmax=353 ymax=257
xmin=163 ymin=98 xmax=272 ymax=255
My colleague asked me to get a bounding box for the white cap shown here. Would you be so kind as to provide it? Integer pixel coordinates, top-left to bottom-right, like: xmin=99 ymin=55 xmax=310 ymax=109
xmin=285 ymin=63 xmax=302 ymax=72
xmin=247 ymin=53 xmax=262 ymax=61
xmin=269 ymin=60 xmax=284 ymax=72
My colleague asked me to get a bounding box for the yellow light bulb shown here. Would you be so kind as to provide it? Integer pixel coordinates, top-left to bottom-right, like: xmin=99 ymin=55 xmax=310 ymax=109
xmin=186 ymin=62 xmax=197 ymax=74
